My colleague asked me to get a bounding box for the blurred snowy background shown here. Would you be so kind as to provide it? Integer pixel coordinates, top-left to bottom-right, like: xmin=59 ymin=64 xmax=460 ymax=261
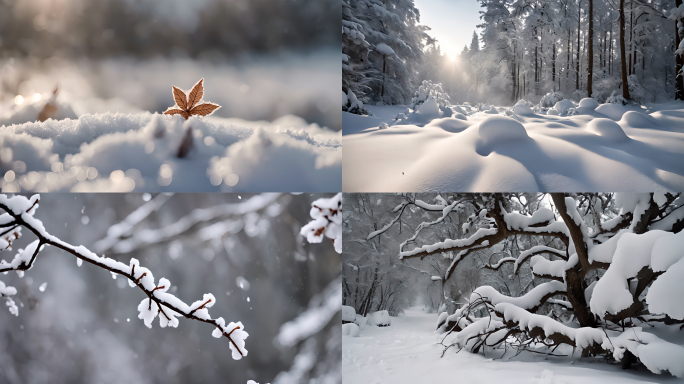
xmin=0 ymin=0 xmax=340 ymax=130
xmin=0 ymin=193 xmax=341 ymax=384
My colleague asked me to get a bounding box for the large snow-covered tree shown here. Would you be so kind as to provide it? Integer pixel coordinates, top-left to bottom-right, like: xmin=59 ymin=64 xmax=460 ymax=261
xmin=417 ymin=0 xmax=682 ymax=105
xmin=342 ymin=0 xmax=432 ymax=108
xmin=365 ymin=193 xmax=684 ymax=377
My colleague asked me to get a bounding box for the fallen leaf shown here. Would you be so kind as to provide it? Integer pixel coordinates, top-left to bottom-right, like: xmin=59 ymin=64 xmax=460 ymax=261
xmin=163 ymin=78 xmax=221 ymax=120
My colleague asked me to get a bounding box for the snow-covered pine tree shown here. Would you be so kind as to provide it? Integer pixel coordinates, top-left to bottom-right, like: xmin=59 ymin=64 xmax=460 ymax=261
xmin=342 ymin=0 xmax=432 ymax=108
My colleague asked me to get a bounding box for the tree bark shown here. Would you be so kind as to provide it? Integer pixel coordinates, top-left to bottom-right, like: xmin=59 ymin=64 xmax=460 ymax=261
xmin=619 ymin=0 xmax=631 ymax=99
xmin=676 ymin=0 xmax=684 ymax=100
xmin=381 ymin=54 xmax=386 ymax=98
xmin=577 ymin=0 xmax=581 ymax=91
xmin=588 ymin=0 xmax=594 ymax=96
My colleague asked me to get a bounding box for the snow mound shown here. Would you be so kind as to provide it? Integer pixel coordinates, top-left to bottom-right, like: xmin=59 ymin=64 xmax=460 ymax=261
xmin=425 ymin=117 xmax=471 ymax=133
xmin=546 ymin=108 xmax=559 ymax=116
xmin=416 ymin=97 xmax=440 ymax=116
xmin=553 ymin=99 xmax=574 ymax=115
xmin=353 ymin=315 xmax=368 ymax=330
xmin=367 ymin=310 xmax=391 ymax=327
xmin=477 ymin=115 xmax=529 ymax=149
xmin=485 ymin=106 xmax=499 ymax=114
xmin=586 ymin=118 xmax=630 ymax=142
xmin=453 ymin=105 xmax=467 ymax=115
xmin=342 ymin=323 xmax=360 ymax=337
xmin=0 ymin=98 xmax=78 ymax=126
xmin=342 ymin=305 xmax=356 ymax=322
xmin=579 ymin=98 xmax=599 ymax=109
xmin=619 ymin=111 xmax=657 ymax=128
xmin=1 ymin=112 xmax=341 ymax=192
xmin=513 ymin=104 xmax=534 ymax=115
xmin=595 ymin=103 xmax=629 ymax=120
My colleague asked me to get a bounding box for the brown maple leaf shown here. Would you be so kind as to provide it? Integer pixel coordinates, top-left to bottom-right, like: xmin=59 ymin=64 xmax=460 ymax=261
xmin=163 ymin=78 xmax=221 ymax=120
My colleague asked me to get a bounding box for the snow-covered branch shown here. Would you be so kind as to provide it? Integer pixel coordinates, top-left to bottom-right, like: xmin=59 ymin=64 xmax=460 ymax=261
xmin=300 ymin=193 xmax=342 ymax=253
xmin=96 ymin=193 xmax=282 ymax=254
xmin=0 ymin=194 xmax=248 ymax=359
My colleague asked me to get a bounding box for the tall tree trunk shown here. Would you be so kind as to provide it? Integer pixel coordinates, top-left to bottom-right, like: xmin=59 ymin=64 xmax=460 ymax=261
xmin=620 ymin=0 xmax=631 ymax=99
xmin=609 ymin=18 xmax=613 ymax=76
xmin=577 ymin=1 xmax=581 ymax=91
xmin=553 ymin=41 xmax=556 ymax=87
xmin=588 ymin=0 xmax=594 ymax=96
xmin=535 ymin=27 xmax=539 ymax=87
xmin=512 ymin=42 xmax=517 ymax=102
xmin=676 ymin=0 xmax=684 ymax=100
xmin=567 ymin=22 xmax=572 ymax=86
xmin=381 ymin=54 xmax=386 ymax=98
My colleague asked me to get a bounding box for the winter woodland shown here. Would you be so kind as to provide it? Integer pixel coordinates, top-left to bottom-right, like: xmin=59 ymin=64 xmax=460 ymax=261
xmin=342 ymin=193 xmax=684 ymax=383
xmin=342 ymin=0 xmax=684 ymax=191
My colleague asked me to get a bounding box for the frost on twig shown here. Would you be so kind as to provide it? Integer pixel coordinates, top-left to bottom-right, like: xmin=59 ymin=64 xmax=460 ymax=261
xmin=0 ymin=194 xmax=248 ymax=360
xmin=300 ymin=193 xmax=342 ymax=253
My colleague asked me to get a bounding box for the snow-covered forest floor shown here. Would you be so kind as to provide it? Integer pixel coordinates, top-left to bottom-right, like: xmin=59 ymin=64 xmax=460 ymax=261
xmin=0 ymin=51 xmax=341 ymax=192
xmin=343 ymin=100 xmax=684 ymax=192
xmin=343 ymin=307 xmax=683 ymax=384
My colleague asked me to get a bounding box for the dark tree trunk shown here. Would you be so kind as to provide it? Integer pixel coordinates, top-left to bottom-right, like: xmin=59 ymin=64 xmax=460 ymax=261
xmin=553 ymin=41 xmax=556 ymax=86
xmin=381 ymin=54 xmax=386 ymax=98
xmin=609 ymin=19 xmax=613 ymax=75
xmin=620 ymin=0 xmax=631 ymax=99
xmin=588 ymin=0 xmax=594 ymax=96
xmin=535 ymin=27 xmax=539 ymax=86
xmin=676 ymin=0 xmax=684 ymax=100
xmin=577 ymin=1 xmax=581 ymax=91
xmin=512 ymin=43 xmax=517 ymax=102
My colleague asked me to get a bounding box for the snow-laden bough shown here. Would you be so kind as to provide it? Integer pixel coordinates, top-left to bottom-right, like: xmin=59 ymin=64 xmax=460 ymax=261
xmin=0 ymin=194 xmax=248 ymax=360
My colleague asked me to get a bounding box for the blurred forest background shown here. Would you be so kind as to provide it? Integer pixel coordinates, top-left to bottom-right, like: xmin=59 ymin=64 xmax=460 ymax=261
xmin=0 ymin=193 xmax=340 ymax=384
xmin=0 ymin=0 xmax=340 ymax=129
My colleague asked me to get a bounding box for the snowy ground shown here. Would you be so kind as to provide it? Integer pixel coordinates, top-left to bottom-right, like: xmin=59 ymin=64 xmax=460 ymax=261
xmin=0 ymin=51 xmax=341 ymax=192
xmin=342 ymin=101 xmax=684 ymax=192
xmin=343 ymin=307 xmax=683 ymax=384
xmin=0 ymin=113 xmax=340 ymax=192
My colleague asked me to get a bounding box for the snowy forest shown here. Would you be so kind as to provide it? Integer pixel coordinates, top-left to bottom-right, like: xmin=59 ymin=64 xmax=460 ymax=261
xmin=342 ymin=193 xmax=684 ymax=383
xmin=342 ymin=0 xmax=683 ymax=106
xmin=0 ymin=193 xmax=341 ymax=384
xmin=0 ymin=0 xmax=341 ymax=192
xmin=342 ymin=0 xmax=684 ymax=192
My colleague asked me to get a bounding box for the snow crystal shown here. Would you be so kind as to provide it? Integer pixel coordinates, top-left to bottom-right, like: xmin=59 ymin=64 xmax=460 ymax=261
xmin=38 ymin=282 xmax=47 ymax=292
xmin=236 ymin=276 xmax=250 ymax=291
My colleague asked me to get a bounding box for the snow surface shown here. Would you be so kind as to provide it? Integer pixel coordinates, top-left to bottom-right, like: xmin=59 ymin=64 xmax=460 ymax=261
xmin=343 ymin=101 xmax=684 ymax=191
xmin=1 ymin=113 xmax=340 ymax=192
xmin=342 ymin=307 xmax=682 ymax=383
